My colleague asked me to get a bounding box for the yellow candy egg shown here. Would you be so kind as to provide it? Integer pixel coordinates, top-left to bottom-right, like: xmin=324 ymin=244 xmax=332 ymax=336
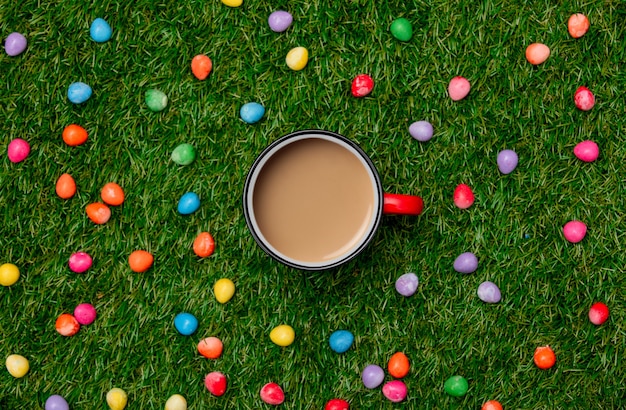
xmin=221 ymin=0 xmax=242 ymax=7
xmin=0 ymin=263 xmax=20 ymax=286
xmin=213 ymin=278 xmax=235 ymax=304
xmin=6 ymin=354 xmax=29 ymax=378
xmin=106 ymin=388 xmax=128 ymax=410
xmin=286 ymin=47 xmax=309 ymax=71
xmin=165 ymin=394 xmax=187 ymax=410
xmin=270 ymin=324 xmax=295 ymax=347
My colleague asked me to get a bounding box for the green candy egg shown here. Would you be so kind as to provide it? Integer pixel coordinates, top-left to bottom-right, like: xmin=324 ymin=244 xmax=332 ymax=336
xmin=444 ymin=375 xmax=468 ymax=397
xmin=390 ymin=18 xmax=413 ymax=42
xmin=145 ymin=89 xmax=168 ymax=112
xmin=171 ymin=143 xmax=196 ymax=165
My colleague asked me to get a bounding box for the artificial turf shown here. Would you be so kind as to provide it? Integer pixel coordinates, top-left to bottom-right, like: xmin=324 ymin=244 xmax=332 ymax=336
xmin=1 ymin=0 xmax=625 ymax=408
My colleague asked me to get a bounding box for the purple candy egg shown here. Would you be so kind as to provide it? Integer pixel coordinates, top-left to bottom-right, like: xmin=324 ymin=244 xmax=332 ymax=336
xmin=395 ymin=272 xmax=419 ymax=297
xmin=382 ymin=380 xmax=408 ymax=403
xmin=268 ymin=10 xmax=293 ymax=32
xmin=5 ymin=32 xmax=27 ymax=56
xmin=361 ymin=364 xmax=385 ymax=389
xmin=409 ymin=120 xmax=434 ymax=142
xmin=477 ymin=281 xmax=501 ymax=303
xmin=45 ymin=395 xmax=69 ymax=410
xmin=69 ymin=252 xmax=93 ymax=273
xmin=497 ymin=149 xmax=518 ymax=174
xmin=7 ymin=138 xmax=31 ymax=163
xmin=453 ymin=252 xmax=478 ymax=274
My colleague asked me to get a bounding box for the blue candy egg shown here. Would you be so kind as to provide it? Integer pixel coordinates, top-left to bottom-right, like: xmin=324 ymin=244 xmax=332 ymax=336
xmin=174 ymin=312 xmax=198 ymax=336
xmin=178 ymin=192 xmax=200 ymax=215
xmin=90 ymin=18 xmax=112 ymax=43
xmin=68 ymin=82 xmax=92 ymax=104
xmin=240 ymin=102 xmax=265 ymax=124
xmin=329 ymin=329 xmax=354 ymax=353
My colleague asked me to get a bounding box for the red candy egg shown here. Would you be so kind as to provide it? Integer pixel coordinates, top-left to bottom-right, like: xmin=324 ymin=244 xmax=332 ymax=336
xmin=351 ymin=74 xmax=374 ymax=97
xmin=589 ymin=302 xmax=609 ymax=325
xmin=574 ymin=86 xmax=595 ymax=111
xmin=453 ymin=183 xmax=475 ymax=209
xmin=55 ymin=313 xmax=80 ymax=336
xmin=260 ymin=382 xmax=285 ymax=405
xmin=204 ymin=371 xmax=227 ymax=396
xmin=448 ymin=76 xmax=471 ymax=101
xmin=325 ymin=398 xmax=349 ymax=410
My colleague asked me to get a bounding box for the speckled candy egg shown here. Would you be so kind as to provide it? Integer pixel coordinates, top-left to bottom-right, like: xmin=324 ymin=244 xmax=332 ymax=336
xmin=574 ymin=140 xmax=599 ymax=162
xmin=74 ymin=303 xmax=97 ymax=325
xmin=4 ymin=32 xmax=27 ymax=56
xmin=477 ymin=281 xmax=501 ymax=303
xmin=395 ymin=272 xmax=419 ymax=296
xmin=174 ymin=312 xmax=198 ymax=336
xmin=90 ymin=18 xmax=112 ymax=43
xmin=69 ymin=252 xmax=93 ymax=273
xmin=453 ymin=252 xmax=478 ymax=274
xmin=45 ymin=395 xmax=69 ymax=410
xmin=270 ymin=324 xmax=295 ymax=347
xmin=178 ymin=192 xmax=200 ymax=215
xmin=240 ymin=102 xmax=265 ymax=124
xmin=165 ymin=394 xmax=187 ymax=410
xmin=328 ymin=330 xmax=354 ymax=353
xmin=409 ymin=121 xmax=433 ymax=142
xmin=361 ymin=364 xmax=385 ymax=389
xmin=574 ymin=86 xmax=595 ymax=111
xmin=382 ymin=380 xmax=408 ymax=403
xmin=268 ymin=10 xmax=293 ymax=32
xmin=563 ymin=220 xmax=587 ymax=243
xmin=7 ymin=138 xmax=30 ymax=163
xmin=67 ymin=82 xmax=92 ymax=104
xmin=5 ymin=354 xmax=29 ymax=378
xmin=497 ymin=149 xmax=518 ymax=174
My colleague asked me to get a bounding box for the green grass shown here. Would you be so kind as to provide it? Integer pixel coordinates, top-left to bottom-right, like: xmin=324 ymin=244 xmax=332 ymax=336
xmin=1 ymin=0 xmax=625 ymax=408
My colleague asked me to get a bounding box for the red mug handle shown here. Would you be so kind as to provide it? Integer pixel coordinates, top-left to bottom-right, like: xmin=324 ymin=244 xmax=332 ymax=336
xmin=383 ymin=193 xmax=424 ymax=215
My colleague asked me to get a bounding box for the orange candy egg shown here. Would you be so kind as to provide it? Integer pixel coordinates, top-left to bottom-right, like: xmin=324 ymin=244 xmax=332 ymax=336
xmin=62 ymin=124 xmax=88 ymax=146
xmin=128 ymin=250 xmax=153 ymax=273
xmin=534 ymin=345 xmax=556 ymax=369
xmin=193 ymin=232 xmax=215 ymax=257
xmin=568 ymin=13 xmax=590 ymax=38
xmin=55 ymin=173 xmax=77 ymax=199
xmin=388 ymin=351 xmax=410 ymax=378
xmin=56 ymin=313 xmax=80 ymax=336
xmin=198 ymin=336 xmax=223 ymax=359
xmin=191 ymin=54 xmax=213 ymax=80
xmin=85 ymin=202 xmax=111 ymax=224
xmin=482 ymin=400 xmax=503 ymax=410
xmin=525 ymin=43 xmax=550 ymax=65
xmin=101 ymin=182 xmax=125 ymax=206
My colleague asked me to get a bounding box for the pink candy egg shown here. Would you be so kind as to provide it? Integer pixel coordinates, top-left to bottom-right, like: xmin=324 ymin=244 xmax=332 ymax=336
xmin=69 ymin=252 xmax=93 ymax=273
xmin=7 ymin=138 xmax=30 ymax=163
xmin=74 ymin=303 xmax=97 ymax=325
xmin=574 ymin=86 xmax=595 ymax=111
xmin=573 ymin=140 xmax=599 ymax=162
xmin=448 ymin=76 xmax=470 ymax=101
xmin=382 ymin=380 xmax=408 ymax=403
xmin=563 ymin=220 xmax=587 ymax=243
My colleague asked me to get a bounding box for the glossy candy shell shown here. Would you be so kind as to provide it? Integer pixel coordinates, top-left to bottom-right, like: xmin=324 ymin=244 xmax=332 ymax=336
xmin=55 ymin=174 xmax=77 ymax=199
xmin=198 ymin=337 xmax=223 ymax=359
xmin=128 ymin=250 xmax=154 ymax=272
xmin=191 ymin=55 xmax=212 ymax=80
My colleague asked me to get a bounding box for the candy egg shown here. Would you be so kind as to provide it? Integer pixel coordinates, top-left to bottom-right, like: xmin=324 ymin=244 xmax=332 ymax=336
xmin=62 ymin=124 xmax=88 ymax=146
xmin=171 ymin=143 xmax=196 ymax=165
xmin=86 ymin=202 xmax=111 ymax=224
xmin=204 ymin=372 xmax=227 ymax=396
xmin=68 ymin=82 xmax=92 ymax=104
xmin=45 ymin=394 xmax=69 ymax=410
xmin=388 ymin=352 xmax=410 ymax=378
xmin=453 ymin=183 xmax=474 ymax=209
xmin=174 ymin=312 xmax=198 ymax=336
xmin=5 ymin=354 xmax=29 ymax=378
xmin=106 ymin=387 xmax=128 ymax=410
xmin=74 ymin=303 xmax=97 ymax=325
xmin=197 ymin=336 xmax=223 ymax=359
xmin=193 ymin=232 xmax=215 ymax=257
xmin=101 ymin=182 xmax=125 ymax=206
xmin=482 ymin=400 xmax=503 ymax=410
xmin=533 ymin=345 xmax=556 ymax=369
xmin=145 ymin=89 xmax=168 ymax=112
xmin=574 ymin=86 xmax=595 ymax=111
xmin=568 ymin=13 xmax=590 ymax=38
xmin=268 ymin=10 xmax=293 ymax=32
xmin=55 ymin=173 xmax=77 ymax=199
xmin=4 ymin=32 xmax=27 ymax=56
xmin=361 ymin=364 xmax=385 ymax=389
xmin=90 ymin=18 xmax=112 ymax=43
xmin=574 ymin=140 xmax=599 ymax=162
xmin=525 ymin=43 xmax=550 ymax=65
xmin=351 ymin=74 xmax=374 ymax=97
xmin=270 ymin=324 xmax=295 ymax=347
xmin=56 ymin=313 xmax=80 ymax=336
xmin=286 ymin=46 xmax=308 ymax=71
xmin=328 ymin=330 xmax=354 ymax=353
xmin=165 ymin=394 xmax=187 ymax=410
xmin=69 ymin=252 xmax=93 ymax=273
xmin=0 ymin=263 xmax=20 ymax=286
xmin=444 ymin=375 xmax=468 ymax=397
xmin=260 ymin=382 xmax=284 ymax=405
xmin=191 ymin=54 xmax=212 ymax=80
xmin=128 ymin=250 xmax=153 ymax=272
xmin=477 ymin=281 xmax=501 ymax=303
xmin=448 ymin=76 xmax=470 ymax=101
xmin=240 ymin=102 xmax=265 ymax=124
xmin=178 ymin=192 xmax=201 ymax=215
xmin=497 ymin=149 xmax=518 ymax=174
xmin=7 ymin=138 xmax=30 ymax=163
xmin=390 ymin=18 xmax=412 ymax=41
xmin=382 ymin=380 xmax=408 ymax=403
xmin=395 ymin=272 xmax=419 ymax=296
xmin=453 ymin=252 xmax=478 ymax=274
xmin=325 ymin=399 xmax=349 ymax=410
xmin=409 ymin=121 xmax=433 ymax=142
xmin=563 ymin=220 xmax=587 ymax=243
xmin=213 ymin=278 xmax=235 ymax=304
xmin=589 ymin=302 xmax=609 ymax=325
xmin=221 ymin=0 xmax=242 ymax=7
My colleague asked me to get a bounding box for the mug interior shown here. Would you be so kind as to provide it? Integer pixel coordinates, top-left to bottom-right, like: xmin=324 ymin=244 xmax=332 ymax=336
xmin=244 ymin=130 xmax=383 ymax=270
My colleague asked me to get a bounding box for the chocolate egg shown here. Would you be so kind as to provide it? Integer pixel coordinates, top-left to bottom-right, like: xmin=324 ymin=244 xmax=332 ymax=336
xmin=4 ymin=32 xmax=27 ymax=56
xmin=55 ymin=313 xmax=80 ymax=336
xmin=106 ymin=388 xmax=128 ymax=410
xmin=55 ymin=173 xmax=77 ymax=199
xmin=453 ymin=252 xmax=478 ymax=274
xmin=213 ymin=278 xmax=235 ymax=304
xmin=497 ymin=149 xmax=518 ymax=174
xmin=268 ymin=10 xmax=293 ymax=32
xmin=477 ymin=281 xmax=501 ymax=303
xmin=0 ymin=263 xmax=20 ymax=286
xmin=260 ymin=382 xmax=284 ymax=405
xmin=191 ymin=54 xmax=213 ymax=80
xmin=351 ymin=74 xmax=374 ymax=97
